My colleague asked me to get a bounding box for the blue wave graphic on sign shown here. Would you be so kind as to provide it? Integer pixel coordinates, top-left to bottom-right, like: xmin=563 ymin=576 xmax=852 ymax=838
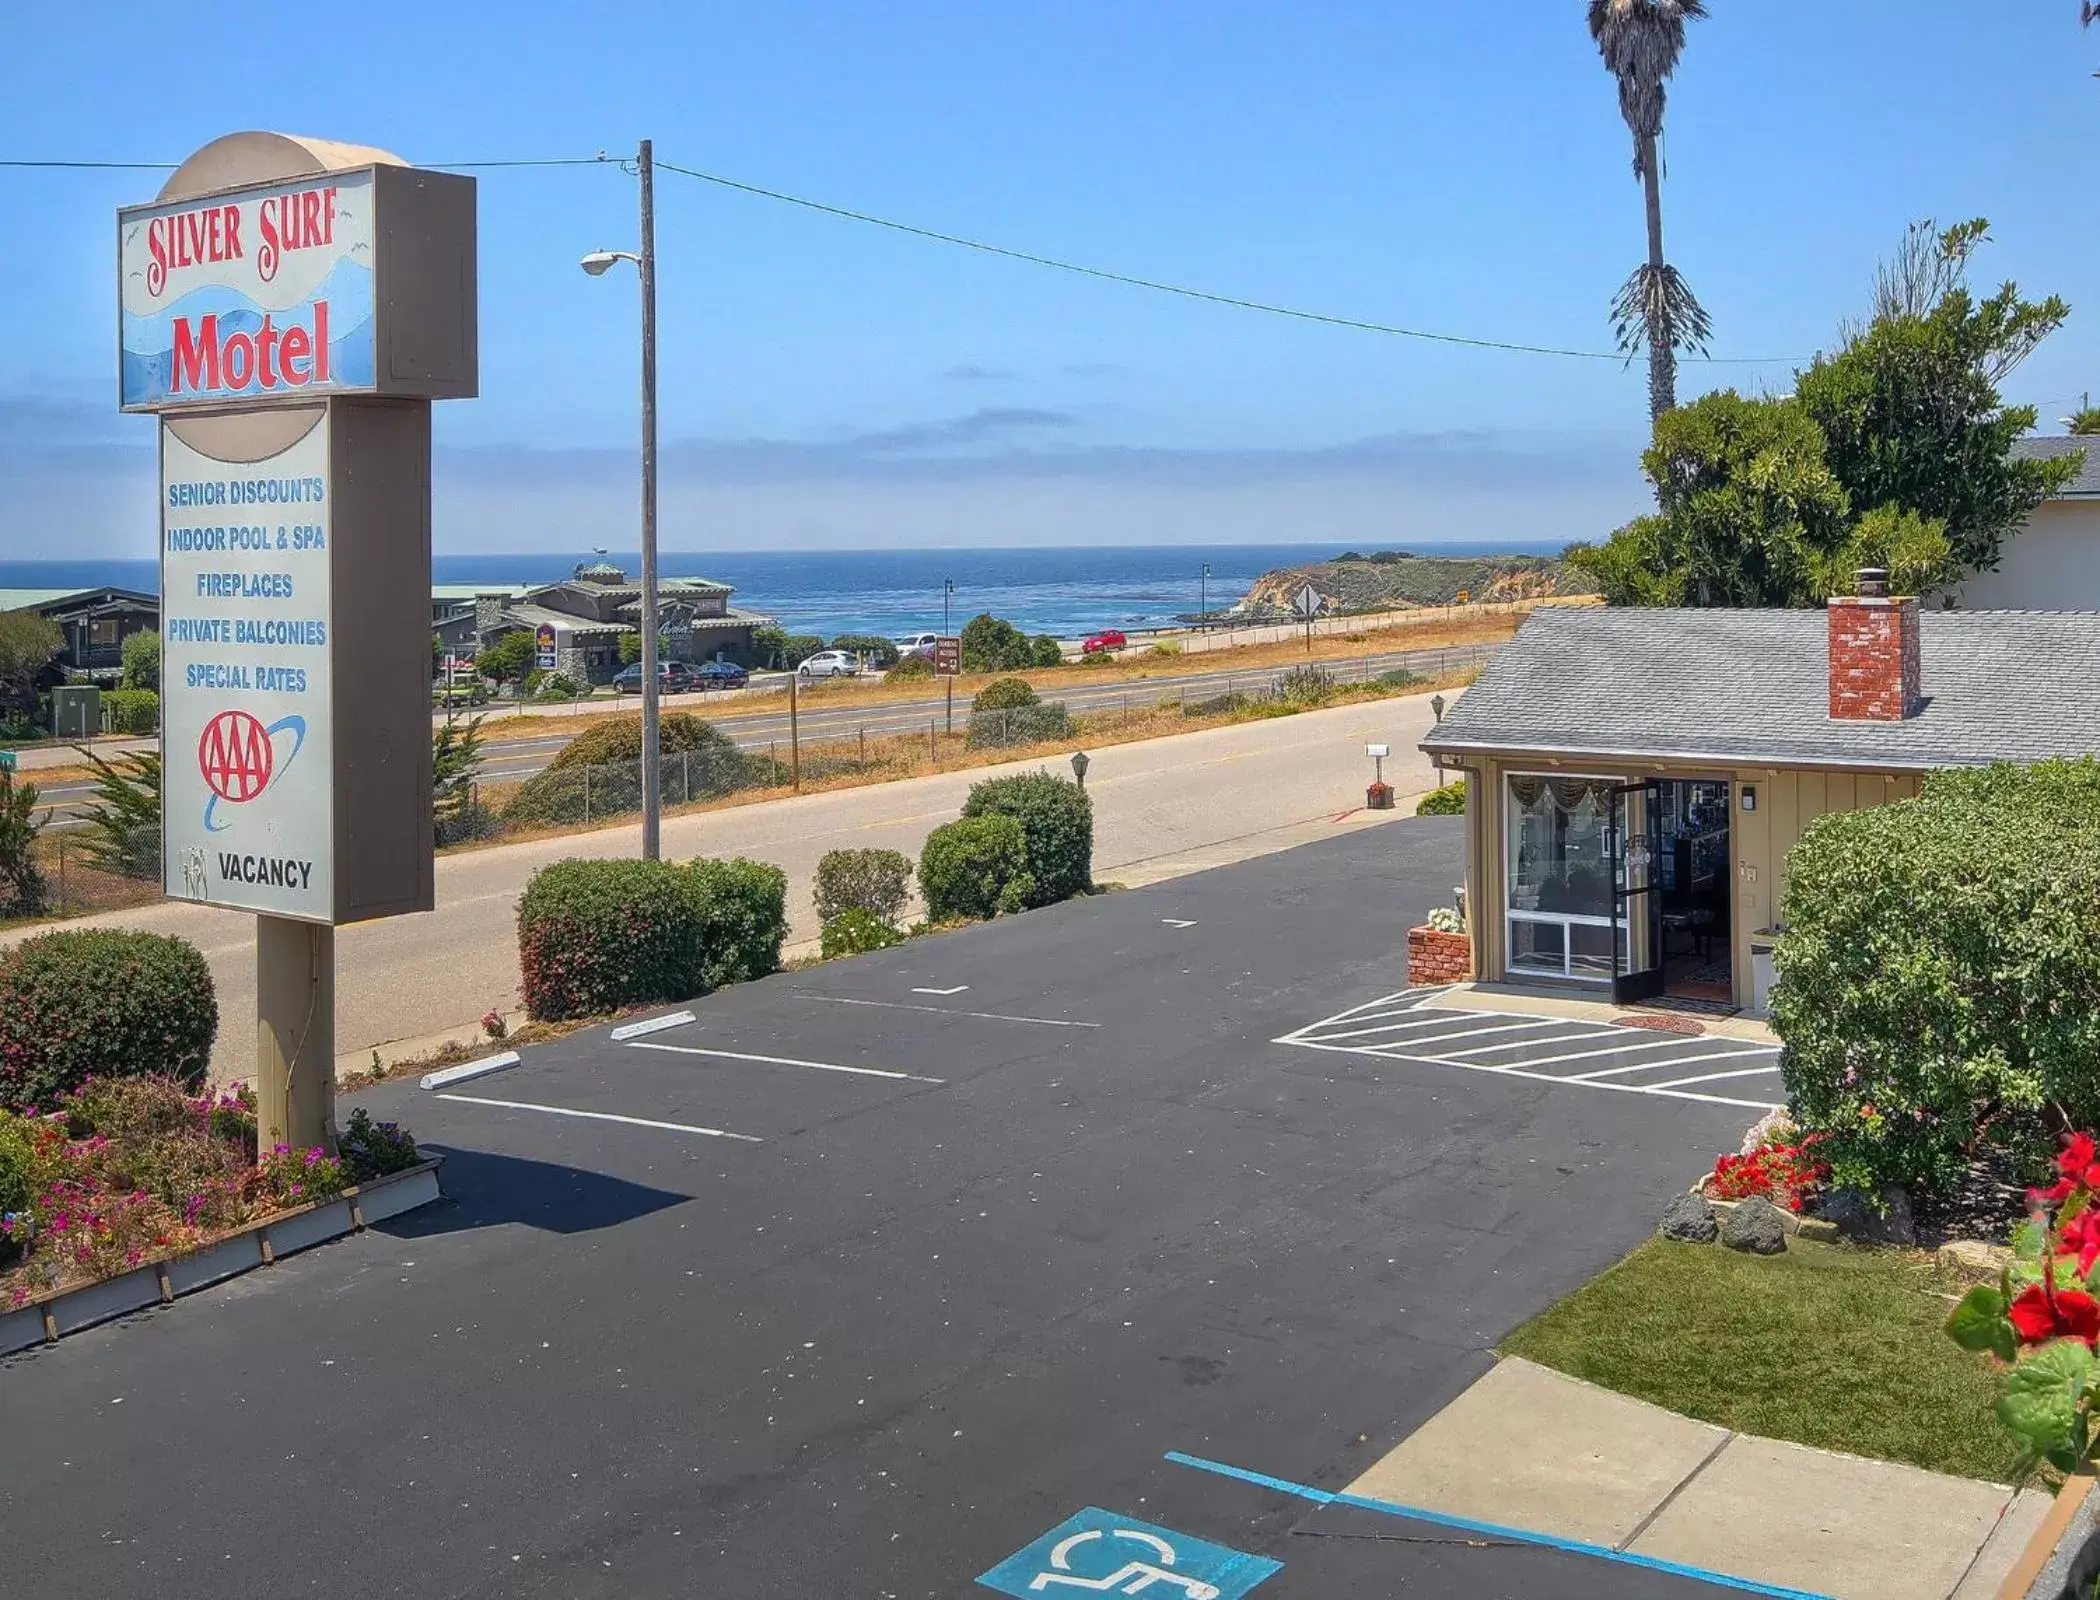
xmin=121 ymin=258 xmax=374 ymax=407
xmin=201 ymin=714 xmax=306 ymax=834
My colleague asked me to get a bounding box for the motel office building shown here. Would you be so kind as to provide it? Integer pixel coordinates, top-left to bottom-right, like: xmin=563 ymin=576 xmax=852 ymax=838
xmin=1419 ymin=582 xmax=2100 ymax=1014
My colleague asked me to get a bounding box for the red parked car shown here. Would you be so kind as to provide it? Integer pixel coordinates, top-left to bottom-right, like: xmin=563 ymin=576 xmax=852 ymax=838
xmin=1082 ymin=629 xmax=1128 ymax=654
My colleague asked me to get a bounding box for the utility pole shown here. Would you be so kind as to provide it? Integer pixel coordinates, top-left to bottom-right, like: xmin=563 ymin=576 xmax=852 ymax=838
xmin=943 ymin=577 xmax=955 ymax=735
xmin=1200 ymin=562 xmax=1209 ymax=630
xmin=637 ymin=138 xmax=661 ymax=860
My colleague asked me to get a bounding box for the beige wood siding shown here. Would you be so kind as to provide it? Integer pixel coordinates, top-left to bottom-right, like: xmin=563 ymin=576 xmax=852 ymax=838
xmin=1460 ymin=753 xmax=1925 ymax=1007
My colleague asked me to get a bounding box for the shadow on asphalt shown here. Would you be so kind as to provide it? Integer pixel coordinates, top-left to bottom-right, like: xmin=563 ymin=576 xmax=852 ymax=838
xmin=374 ymin=1144 xmax=692 ymax=1237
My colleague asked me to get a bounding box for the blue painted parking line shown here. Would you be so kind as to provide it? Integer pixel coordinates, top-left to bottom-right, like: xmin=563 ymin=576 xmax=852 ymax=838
xmin=1161 ymin=1452 xmax=1834 ymax=1600
xmin=979 ymin=1507 xmax=1281 ymax=1599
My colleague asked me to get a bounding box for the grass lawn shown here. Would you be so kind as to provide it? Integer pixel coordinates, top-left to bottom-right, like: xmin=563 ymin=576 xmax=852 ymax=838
xmin=1501 ymin=1237 xmax=2021 ymax=1485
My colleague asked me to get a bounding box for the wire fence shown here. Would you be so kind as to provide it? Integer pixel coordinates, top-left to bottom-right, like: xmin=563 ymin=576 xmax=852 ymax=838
xmin=478 ymin=644 xmax=1492 ymax=830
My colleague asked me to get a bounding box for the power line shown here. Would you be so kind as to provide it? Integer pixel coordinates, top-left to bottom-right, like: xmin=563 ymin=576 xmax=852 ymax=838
xmin=657 ymin=158 xmax=1797 ymax=366
xmin=0 ymin=155 xmax=610 ymax=171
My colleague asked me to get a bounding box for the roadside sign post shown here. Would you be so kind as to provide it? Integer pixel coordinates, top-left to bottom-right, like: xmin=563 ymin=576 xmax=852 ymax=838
xmin=1292 ymin=582 xmax=1322 ymax=653
xmin=935 ymin=634 xmax=961 ymax=735
xmin=121 ymin=132 xmax=476 ymax=1155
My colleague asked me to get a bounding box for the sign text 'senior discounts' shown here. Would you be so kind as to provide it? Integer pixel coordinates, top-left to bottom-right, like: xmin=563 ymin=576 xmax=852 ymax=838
xmin=160 ymin=419 xmax=334 ymax=918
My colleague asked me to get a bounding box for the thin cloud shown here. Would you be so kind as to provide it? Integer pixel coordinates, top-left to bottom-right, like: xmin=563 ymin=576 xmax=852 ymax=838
xmin=941 ymin=362 xmax=1017 ymax=382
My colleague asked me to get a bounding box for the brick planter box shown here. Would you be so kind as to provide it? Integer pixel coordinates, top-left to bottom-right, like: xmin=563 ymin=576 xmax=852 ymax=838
xmin=1407 ymin=924 xmax=1473 ymax=987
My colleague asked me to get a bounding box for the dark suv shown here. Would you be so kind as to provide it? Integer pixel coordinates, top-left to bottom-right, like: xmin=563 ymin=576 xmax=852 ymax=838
xmin=612 ymin=660 xmax=699 ymax=694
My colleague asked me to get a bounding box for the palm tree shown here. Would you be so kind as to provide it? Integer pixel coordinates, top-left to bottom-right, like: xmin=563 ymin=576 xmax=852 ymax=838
xmin=1588 ymin=0 xmax=1712 ymax=422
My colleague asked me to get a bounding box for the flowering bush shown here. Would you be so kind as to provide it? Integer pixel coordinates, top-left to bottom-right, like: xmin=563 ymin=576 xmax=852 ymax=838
xmin=1709 ymin=1133 xmax=1828 ymax=1213
xmin=0 ymin=1074 xmax=411 ymax=1309
xmin=1426 ymin=906 xmax=1465 ymax=935
xmin=1946 ymin=1131 xmax=2100 ymax=1474
xmin=338 ymin=1108 xmax=421 ymax=1181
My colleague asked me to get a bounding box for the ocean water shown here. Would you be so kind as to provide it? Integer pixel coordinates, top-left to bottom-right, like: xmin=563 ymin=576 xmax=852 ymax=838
xmin=2 ymin=540 xmax=1559 ymax=639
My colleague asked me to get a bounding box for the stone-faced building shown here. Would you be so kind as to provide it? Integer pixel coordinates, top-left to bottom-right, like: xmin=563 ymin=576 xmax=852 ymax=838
xmin=432 ymin=562 xmax=770 ymax=685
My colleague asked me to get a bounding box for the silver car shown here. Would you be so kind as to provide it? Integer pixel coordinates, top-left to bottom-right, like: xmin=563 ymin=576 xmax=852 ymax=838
xmin=797 ymin=649 xmax=860 ymax=679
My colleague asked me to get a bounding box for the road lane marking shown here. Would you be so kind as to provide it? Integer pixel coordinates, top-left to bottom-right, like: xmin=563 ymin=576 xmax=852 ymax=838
xmin=434 ymin=1094 xmax=763 ymax=1140
xmin=1643 ymin=1062 xmax=1788 ymax=1090
xmin=1449 ymin=1032 xmax=1748 ymax=1069
xmin=1282 ymin=1039 xmax=1780 ymax=1109
xmin=912 ymin=985 xmax=969 ymax=995
xmin=799 ymin=994 xmax=1101 ymax=1028
xmin=624 ymin=1041 xmax=944 ymax=1083
xmin=1161 ymin=918 xmax=1198 ymax=928
xmin=1353 ymin=1018 xmax=1594 ymax=1048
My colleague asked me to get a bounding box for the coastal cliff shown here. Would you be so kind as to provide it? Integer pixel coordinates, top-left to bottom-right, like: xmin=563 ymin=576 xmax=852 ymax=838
xmin=1237 ymin=550 xmax=1597 ymax=613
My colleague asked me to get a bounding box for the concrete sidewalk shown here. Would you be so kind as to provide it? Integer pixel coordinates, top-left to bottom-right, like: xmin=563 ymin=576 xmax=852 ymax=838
xmin=1347 ymin=1357 xmax=2049 ymax=1600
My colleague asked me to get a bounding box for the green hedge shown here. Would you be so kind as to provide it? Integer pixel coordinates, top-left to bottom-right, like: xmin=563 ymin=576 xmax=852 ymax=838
xmin=0 ymin=930 xmax=218 ymax=1111
xmin=684 ymin=857 xmax=787 ymax=992
xmin=885 ymin=655 xmax=935 ymax=682
xmin=1416 ymin=779 xmax=1467 ymax=816
xmin=1775 ymin=759 xmax=2100 ymax=1195
xmin=517 ymin=859 xmax=702 ymax=1021
xmin=503 ymin=713 xmax=753 ymax=825
xmin=972 ymin=677 xmax=1038 ymax=712
xmin=919 ymin=814 xmax=1031 ymax=921
xmin=814 ymin=848 xmax=913 ymax=927
xmin=965 ymin=702 xmax=1074 ymax=750
xmin=962 ymin=770 xmax=1092 ymax=907
xmin=102 ymin=688 xmax=159 ymax=734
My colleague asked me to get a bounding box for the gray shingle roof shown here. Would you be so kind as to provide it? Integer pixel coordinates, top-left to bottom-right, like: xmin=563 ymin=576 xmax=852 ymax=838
xmin=1421 ymin=606 xmax=2100 ymax=770
xmin=2013 ymin=435 xmax=2100 ymax=497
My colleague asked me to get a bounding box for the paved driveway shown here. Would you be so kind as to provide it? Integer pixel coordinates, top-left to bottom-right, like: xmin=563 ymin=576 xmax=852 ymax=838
xmin=2 ymin=817 xmax=1767 ymax=1599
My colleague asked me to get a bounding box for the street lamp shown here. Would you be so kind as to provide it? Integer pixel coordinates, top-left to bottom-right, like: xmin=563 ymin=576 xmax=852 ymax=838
xmin=1430 ymin=693 xmax=1447 ymax=788
xmin=579 ymin=138 xmax=661 ymax=860
xmin=1200 ymin=562 xmax=1210 ymax=629
xmin=942 ymin=578 xmax=957 ymax=733
xmin=1070 ymin=750 xmax=1089 ymax=790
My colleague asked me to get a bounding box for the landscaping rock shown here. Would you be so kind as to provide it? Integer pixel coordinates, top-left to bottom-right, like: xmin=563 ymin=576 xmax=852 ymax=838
xmin=1720 ymin=1195 xmax=1789 ymax=1254
xmin=1814 ymin=1186 xmax=1917 ymax=1247
xmin=1658 ymin=1192 xmax=1719 ymax=1243
xmin=1936 ymin=1239 xmax=2010 ymax=1283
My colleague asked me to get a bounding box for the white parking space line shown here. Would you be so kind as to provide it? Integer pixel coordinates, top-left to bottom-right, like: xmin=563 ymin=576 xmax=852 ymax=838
xmin=1565 ymin=1045 xmax=1779 ymax=1081
xmin=1459 ymin=1032 xmax=1750 ymax=1071
xmin=626 ymin=1041 xmax=945 ymax=1084
xmin=1314 ymin=1014 xmax=1573 ymax=1044
xmin=1275 ymin=988 xmax=1783 ymax=1109
xmin=1362 ymin=1018 xmax=1597 ymax=1050
xmin=799 ymin=994 xmax=1101 ymax=1029
xmin=1643 ymin=1063 xmax=1787 ymax=1091
xmin=435 ymin=1094 xmax=764 ymax=1141
xmin=1285 ymin=1040 xmax=1782 ymax=1111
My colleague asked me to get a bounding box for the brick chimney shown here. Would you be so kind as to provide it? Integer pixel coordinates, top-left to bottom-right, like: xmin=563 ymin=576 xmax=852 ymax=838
xmin=1828 ymin=567 xmax=1921 ymax=721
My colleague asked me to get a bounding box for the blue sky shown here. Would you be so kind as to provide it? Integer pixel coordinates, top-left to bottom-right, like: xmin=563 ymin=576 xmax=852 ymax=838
xmin=4 ymin=0 xmax=2095 ymax=556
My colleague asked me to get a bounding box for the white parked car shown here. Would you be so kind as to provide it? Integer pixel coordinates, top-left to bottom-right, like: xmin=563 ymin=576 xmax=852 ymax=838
xmin=894 ymin=632 xmax=940 ymax=659
xmin=798 ymin=649 xmax=860 ymax=679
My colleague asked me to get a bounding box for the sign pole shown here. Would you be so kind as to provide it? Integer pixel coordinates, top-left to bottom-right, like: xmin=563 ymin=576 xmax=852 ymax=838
xmin=638 ymin=137 xmax=662 ymax=862
xmin=255 ymin=916 xmax=334 ymax=1151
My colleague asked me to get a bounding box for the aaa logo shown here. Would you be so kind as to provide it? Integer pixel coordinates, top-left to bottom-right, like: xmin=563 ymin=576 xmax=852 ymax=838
xmin=198 ymin=709 xmax=305 ymax=832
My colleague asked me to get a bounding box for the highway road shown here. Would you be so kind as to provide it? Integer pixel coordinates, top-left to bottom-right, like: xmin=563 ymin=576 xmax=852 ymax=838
xmin=30 ymin=640 xmax=1492 ymax=829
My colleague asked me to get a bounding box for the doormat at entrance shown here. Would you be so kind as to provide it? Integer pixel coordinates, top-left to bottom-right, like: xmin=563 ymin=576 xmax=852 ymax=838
xmin=1611 ymin=1011 xmax=1708 ymax=1035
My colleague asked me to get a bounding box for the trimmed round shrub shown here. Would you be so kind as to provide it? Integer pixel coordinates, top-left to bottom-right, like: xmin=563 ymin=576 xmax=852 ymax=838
xmin=821 ymin=908 xmax=904 ymax=959
xmin=885 ymin=655 xmax=935 ymax=682
xmin=919 ymin=814 xmax=1030 ymax=922
xmin=517 ymin=858 xmax=702 ymax=1021
xmin=682 ymin=856 xmax=787 ymax=992
xmin=973 ymin=677 xmax=1039 ymax=713
xmin=1030 ymin=635 xmax=1064 ymax=668
xmin=962 ymin=771 xmax=1093 ymax=907
xmin=814 ymin=848 xmax=914 ymax=927
xmin=504 ymin=713 xmax=751 ymax=826
xmin=1775 ymin=759 xmax=2100 ymax=1196
xmin=965 ymin=701 xmax=1074 ymax=750
xmin=0 ymin=930 xmax=218 ymax=1111
xmin=1415 ymin=779 xmax=1467 ymax=816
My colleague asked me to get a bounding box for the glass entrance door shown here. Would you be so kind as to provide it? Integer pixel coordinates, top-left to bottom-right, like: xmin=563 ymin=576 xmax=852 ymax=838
xmin=1609 ymin=780 xmax=1664 ymax=1004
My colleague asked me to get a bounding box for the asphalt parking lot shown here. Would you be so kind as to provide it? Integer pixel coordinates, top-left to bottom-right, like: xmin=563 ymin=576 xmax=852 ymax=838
xmin=3 ymin=815 xmax=1771 ymax=1600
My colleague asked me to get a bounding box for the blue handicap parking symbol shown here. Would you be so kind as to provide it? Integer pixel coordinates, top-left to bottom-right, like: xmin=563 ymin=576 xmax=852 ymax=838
xmin=978 ymin=1507 xmax=1282 ymax=1599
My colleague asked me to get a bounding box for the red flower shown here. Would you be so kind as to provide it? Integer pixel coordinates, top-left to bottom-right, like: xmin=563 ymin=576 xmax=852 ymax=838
xmin=2009 ymin=1278 xmax=2100 ymax=1350
xmin=2063 ymin=1210 xmax=2100 ymax=1277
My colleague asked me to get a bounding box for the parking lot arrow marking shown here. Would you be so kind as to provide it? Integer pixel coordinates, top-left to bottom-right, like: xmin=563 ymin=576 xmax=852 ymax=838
xmin=1161 ymin=918 xmax=1198 ymax=928
xmin=912 ymin=985 xmax=969 ymax=995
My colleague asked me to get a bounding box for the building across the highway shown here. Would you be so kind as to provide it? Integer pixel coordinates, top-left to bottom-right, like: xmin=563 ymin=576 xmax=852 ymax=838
xmin=431 ymin=562 xmax=772 ymax=684
xmin=0 ymin=586 xmax=160 ymax=683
